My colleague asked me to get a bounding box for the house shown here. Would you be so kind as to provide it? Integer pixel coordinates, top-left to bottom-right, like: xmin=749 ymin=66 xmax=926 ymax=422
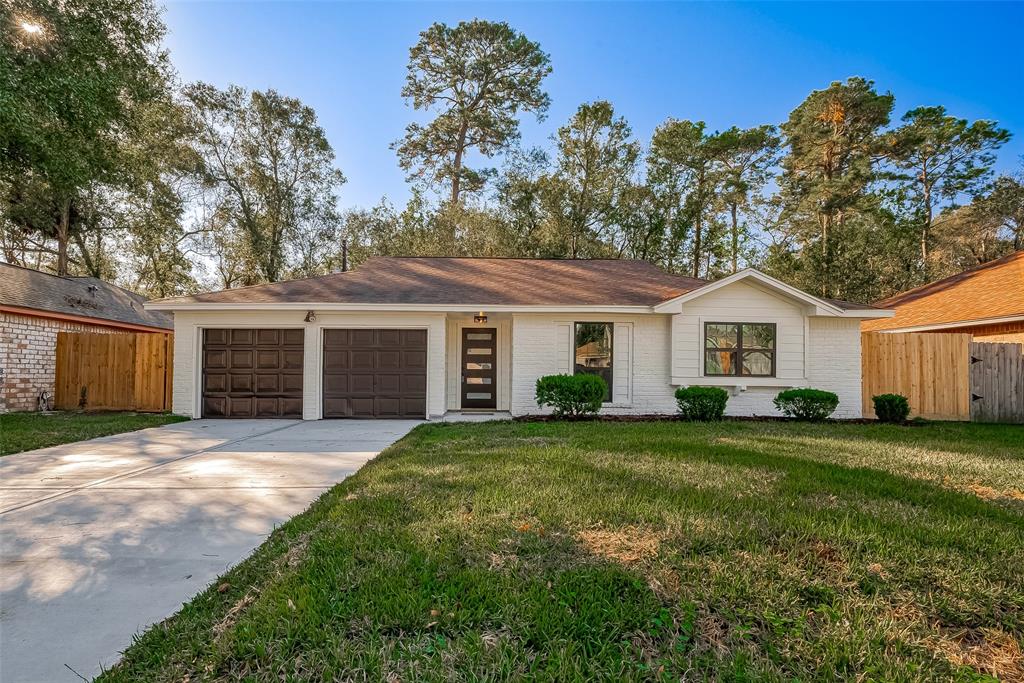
xmin=0 ymin=263 xmax=173 ymax=412
xmin=862 ymin=250 xmax=1024 ymax=342
xmin=145 ymin=257 xmax=891 ymax=420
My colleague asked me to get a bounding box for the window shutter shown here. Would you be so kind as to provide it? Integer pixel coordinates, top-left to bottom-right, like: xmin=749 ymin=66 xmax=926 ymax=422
xmin=555 ymin=323 xmax=571 ymax=374
xmin=613 ymin=323 xmax=631 ymax=403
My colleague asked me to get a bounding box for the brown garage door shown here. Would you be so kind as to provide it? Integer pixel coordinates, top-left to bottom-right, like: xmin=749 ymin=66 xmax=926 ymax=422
xmin=202 ymin=329 xmax=304 ymax=418
xmin=323 ymin=329 xmax=427 ymax=418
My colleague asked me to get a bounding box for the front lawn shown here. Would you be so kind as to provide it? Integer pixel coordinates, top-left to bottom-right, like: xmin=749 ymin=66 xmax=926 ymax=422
xmin=100 ymin=420 xmax=1023 ymax=681
xmin=0 ymin=411 xmax=189 ymax=456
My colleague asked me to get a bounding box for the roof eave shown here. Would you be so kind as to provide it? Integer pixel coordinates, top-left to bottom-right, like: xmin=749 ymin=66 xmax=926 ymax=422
xmin=144 ymin=301 xmax=658 ymax=314
xmin=0 ymin=304 xmax=173 ymax=332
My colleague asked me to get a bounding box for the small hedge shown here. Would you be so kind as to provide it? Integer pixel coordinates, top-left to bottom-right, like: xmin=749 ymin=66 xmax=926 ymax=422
xmin=872 ymin=393 xmax=910 ymax=423
xmin=773 ymin=388 xmax=839 ymax=421
xmin=675 ymin=386 xmax=729 ymax=421
xmin=535 ymin=374 xmax=606 ymax=417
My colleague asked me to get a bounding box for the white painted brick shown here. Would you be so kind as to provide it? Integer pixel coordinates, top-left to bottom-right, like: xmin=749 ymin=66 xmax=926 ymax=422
xmin=510 ymin=313 xmax=677 ymax=416
xmin=170 ymin=310 xmax=447 ymax=419
xmin=164 ymin=303 xmax=865 ymax=421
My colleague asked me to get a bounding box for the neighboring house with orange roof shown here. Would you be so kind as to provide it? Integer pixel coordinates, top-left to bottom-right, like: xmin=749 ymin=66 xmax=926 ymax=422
xmin=862 ymin=250 xmax=1024 ymax=343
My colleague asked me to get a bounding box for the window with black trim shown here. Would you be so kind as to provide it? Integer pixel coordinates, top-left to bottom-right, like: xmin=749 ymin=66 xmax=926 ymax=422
xmin=574 ymin=322 xmax=612 ymax=401
xmin=704 ymin=322 xmax=776 ymax=377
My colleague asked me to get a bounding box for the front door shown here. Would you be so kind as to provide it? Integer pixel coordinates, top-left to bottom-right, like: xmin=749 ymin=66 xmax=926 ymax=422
xmin=461 ymin=328 xmax=497 ymax=410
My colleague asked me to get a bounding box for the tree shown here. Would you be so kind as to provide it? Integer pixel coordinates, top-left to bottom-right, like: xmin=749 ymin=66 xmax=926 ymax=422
xmin=709 ymin=126 xmax=780 ymax=272
xmin=985 ymin=174 xmax=1024 ymax=250
xmin=648 ymin=120 xmax=723 ymax=277
xmin=541 ymin=101 xmax=639 ymax=258
xmin=929 ymin=202 xmax=1013 ymax=276
xmin=394 ymin=20 xmax=551 ymax=206
xmin=1 ymin=0 xmax=169 ymax=275
xmin=184 ymin=83 xmax=346 ymax=284
xmin=614 ymin=182 xmax=668 ymax=262
xmin=488 ymin=147 xmax=553 ymax=257
xmin=884 ymin=106 xmax=1010 ymax=271
xmin=777 ymin=77 xmax=893 ymax=298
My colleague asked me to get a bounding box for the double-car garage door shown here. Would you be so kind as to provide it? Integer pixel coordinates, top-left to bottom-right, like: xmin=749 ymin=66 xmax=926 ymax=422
xmin=201 ymin=328 xmax=426 ymax=419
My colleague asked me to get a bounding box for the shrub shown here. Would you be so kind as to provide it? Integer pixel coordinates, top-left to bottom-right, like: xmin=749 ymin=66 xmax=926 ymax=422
xmin=675 ymin=386 xmax=729 ymax=421
xmin=773 ymin=388 xmax=839 ymax=421
xmin=872 ymin=393 xmax=910 ymax=423
xmin=535 ymin=374 xmax=606 ymax=417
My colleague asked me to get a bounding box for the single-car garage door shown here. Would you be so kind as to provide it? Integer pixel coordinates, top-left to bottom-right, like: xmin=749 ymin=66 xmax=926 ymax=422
xmin=322 ymin=329 xmax=427 ymax=418
xmin=202 ymin=329 xmax=304 ymax=418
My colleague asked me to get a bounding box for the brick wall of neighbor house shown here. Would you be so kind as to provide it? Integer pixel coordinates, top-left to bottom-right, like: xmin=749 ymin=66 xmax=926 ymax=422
xmin=0 ymin=312 xmax=124 ymax=413
xmin=937 ymin=321 xmax=1024 ymax=344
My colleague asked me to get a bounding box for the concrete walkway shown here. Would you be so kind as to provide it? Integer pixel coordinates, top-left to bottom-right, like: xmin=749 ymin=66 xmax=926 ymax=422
xmin=0 ymin=418 xmax=420 ymax=682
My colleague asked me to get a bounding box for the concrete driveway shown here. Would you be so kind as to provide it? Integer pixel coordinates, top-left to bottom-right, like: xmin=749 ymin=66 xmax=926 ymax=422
xmin=0 ymin=418 xmax=420 ymax=682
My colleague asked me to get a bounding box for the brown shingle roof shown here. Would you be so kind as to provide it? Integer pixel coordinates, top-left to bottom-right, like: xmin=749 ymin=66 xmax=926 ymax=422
xmin=862 ymin=250 xmax=1024 ymax=331
xmin=150 ymin=257 xmax=708 ymax=307
xmin=150 ymin=257 xmax=883 ymax=310
xmin=0 ymin=262 xmax=173 ymax=329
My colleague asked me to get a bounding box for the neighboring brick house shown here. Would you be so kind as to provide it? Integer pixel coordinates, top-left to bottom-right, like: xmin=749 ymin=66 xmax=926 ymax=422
xmin=0 ymin=263 xmax=172 ymax=412
xmin=862 ymin=250 xmax=1024 ymax=343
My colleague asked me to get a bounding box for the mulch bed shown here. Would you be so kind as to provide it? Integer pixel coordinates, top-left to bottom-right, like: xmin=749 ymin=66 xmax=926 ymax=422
xmin=514 ymin=414 xmax=925 ymax=426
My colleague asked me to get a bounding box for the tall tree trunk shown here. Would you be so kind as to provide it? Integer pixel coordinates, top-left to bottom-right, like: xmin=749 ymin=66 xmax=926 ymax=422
xmin=73 ymin=232 xmax=99 ymax=277
xmin=56 ymin=196 xmax=71 ymax=276
xmin=730 ymin=202 xmax=739 ymax=273
xmin=450 ymin=121 xmax=469 ymax=206
xmin=921 ymin=172 xmax=932 ymax=275
xmin=691 ymin=168 xmax=704 ymax=279
xmin=820 ymin=213 xmax=831 ymax=298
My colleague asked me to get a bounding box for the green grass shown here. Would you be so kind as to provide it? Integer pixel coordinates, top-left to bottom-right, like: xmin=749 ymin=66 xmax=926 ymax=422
xmin=99 ymin=420 xmax=1023 ymax=682
xmin=0 ymin=411 xmax=189 ymax=455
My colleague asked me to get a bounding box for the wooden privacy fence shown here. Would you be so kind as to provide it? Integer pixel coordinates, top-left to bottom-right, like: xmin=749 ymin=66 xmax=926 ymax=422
xmin=969 ymin=340 xmax=1024 ymax=424
xmin=862 ymin=332 xmax=1024 ymax=423
xmin=55 ymin=332 xmax=173 ymax=411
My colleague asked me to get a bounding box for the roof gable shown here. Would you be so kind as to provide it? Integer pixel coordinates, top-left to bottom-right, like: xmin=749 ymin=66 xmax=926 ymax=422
xmin=652 ymin=269 xmax=882 ymax=316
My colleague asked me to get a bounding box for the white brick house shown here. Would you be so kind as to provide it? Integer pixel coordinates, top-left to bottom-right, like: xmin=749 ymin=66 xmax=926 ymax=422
xmin=0 ymin=263 xmax=172 ymax=412
xmin=146 ymin=258 xmax=892 ymax=420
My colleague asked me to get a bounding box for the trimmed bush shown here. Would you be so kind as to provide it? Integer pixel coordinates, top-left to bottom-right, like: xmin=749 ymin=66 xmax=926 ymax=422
xmin=535 ymin=374 xmax=606 ymax=417
xmin=773 ymin=388 xmax=839 ymax=421
xmin=872 ymin=393 xmax=910 ymax=424
xmin=675 ymin=386 xmax=729 ymax=421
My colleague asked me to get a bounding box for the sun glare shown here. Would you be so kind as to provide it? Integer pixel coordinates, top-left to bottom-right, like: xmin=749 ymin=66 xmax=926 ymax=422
xmin=20 ymin=21 xmax=43 ymax=35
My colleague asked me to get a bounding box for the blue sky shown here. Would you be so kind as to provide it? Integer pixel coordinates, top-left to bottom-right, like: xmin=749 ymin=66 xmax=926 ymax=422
xmin=163 ymin=1 xmax=1024 ymax=210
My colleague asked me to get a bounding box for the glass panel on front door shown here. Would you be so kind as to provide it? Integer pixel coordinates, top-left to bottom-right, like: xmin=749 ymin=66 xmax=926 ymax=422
xmin=461 ymin=328 xmax=497 ymax=410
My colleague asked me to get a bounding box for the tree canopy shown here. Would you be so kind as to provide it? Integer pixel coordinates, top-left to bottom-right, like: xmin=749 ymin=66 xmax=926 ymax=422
xmin=2 ymin=13 xmax=1017 ymax=304
xmin=394 ymin=20 xmax=551 ymax=206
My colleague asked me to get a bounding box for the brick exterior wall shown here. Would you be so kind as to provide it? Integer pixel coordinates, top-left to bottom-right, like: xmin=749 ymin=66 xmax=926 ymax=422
xmin=806 ymin=318 xmax=863 ymax=419
xmin=937 ymin=321 xmax=1024 ymax=344
xmin=0 ymin=312 xmax=125 ymax=413
xmin=510 ymin=313 xmax=678 ymax=416
xmin=169 ymin=310 xmax=448 ymax=419
xmin=508 ymin=305 xmax=865 ymax=418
